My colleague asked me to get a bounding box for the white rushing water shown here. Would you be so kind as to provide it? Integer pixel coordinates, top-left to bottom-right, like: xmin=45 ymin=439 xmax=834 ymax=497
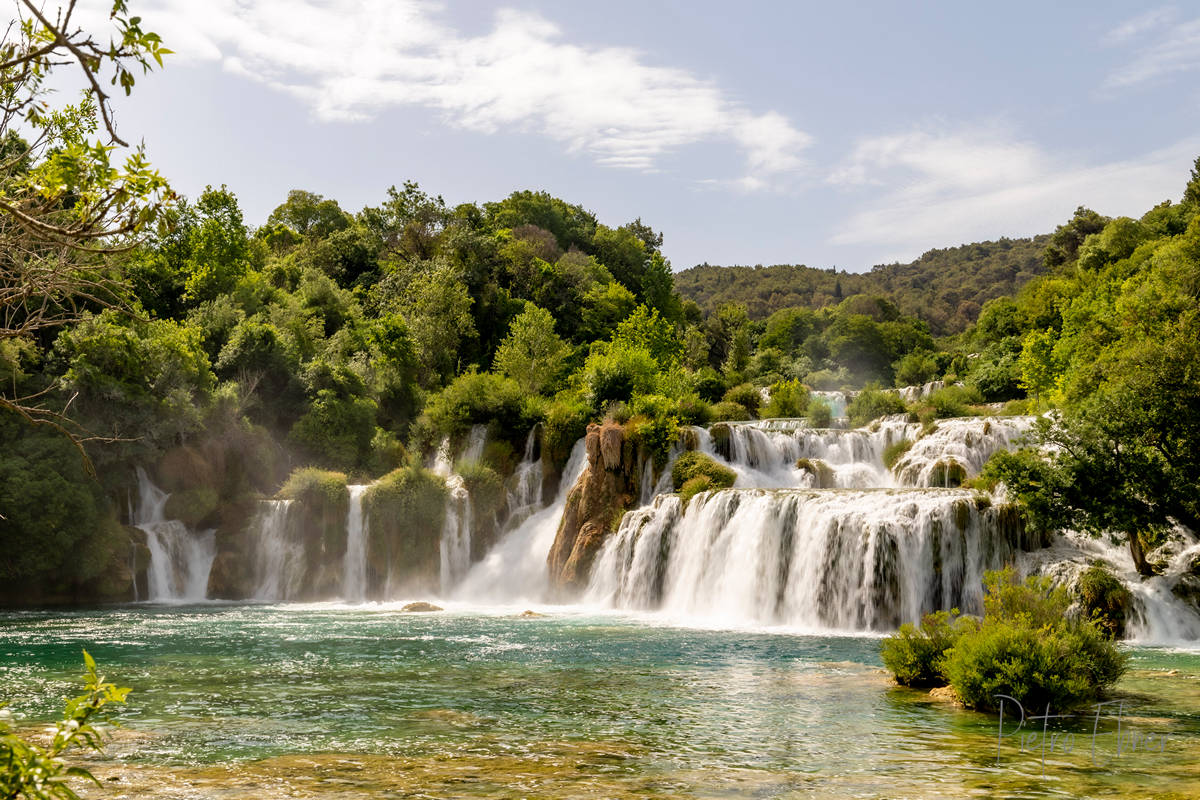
xmin=454 ymin=438 xmax=589 ymax=604
xmin=342 ymin=485 xmax=369 ymax=602
xmin=133 ymin=468 xmax=217 ymax=603
xmin=251 ymin=499 xmax=301 ymax=602
xmin=586 ymin=488 xmax=1016 ymax=630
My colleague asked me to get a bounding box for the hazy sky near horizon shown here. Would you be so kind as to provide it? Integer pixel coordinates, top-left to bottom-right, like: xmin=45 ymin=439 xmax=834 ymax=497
xmin=98 ymin=1 xmax=1200 ymax=272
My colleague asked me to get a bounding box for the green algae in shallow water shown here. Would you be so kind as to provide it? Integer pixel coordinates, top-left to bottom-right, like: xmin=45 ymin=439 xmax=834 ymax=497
xmin=0 ymin=606 xmax=1197 ymax=799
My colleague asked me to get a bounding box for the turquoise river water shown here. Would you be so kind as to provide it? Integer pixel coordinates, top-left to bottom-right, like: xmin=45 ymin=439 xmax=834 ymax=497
xmin=1 ymin=604 xmax=1198 ymax=799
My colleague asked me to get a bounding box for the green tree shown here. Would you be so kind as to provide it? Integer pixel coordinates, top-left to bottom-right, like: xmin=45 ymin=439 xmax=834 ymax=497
xmin=267 ymin=189 xmax=350 ymax=239
xmin=183 ymin=186 xmax=253 ymax=303
xmin=493 ymin=304 xmax=569 ymax=394
xmin=1017 ymin=328 xmax=1058 ymax=405
xmin=0 ymin=0 xmax=171 ymax=440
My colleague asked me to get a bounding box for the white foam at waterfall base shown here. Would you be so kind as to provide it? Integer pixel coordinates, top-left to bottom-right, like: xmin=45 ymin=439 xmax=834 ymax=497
xmin=133 ymin=468 xmax=216 ymax=603
xmin=342 ymin=485 xmax=369 ymax=601
xmin=453 ymin=438 xmax=588 ymax=603
xmin=586 ymin=487 xmax=1013 ymax=631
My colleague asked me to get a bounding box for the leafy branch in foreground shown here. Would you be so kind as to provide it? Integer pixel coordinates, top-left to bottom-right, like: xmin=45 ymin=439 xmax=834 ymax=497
xmin=0 ymin=650 xmax=130 ymax=800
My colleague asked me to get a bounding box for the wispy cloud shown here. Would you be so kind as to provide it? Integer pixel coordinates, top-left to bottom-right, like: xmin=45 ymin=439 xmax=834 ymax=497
xmin=827 ymin=125 xmax=1198 ymax=261
xmin=1102 ymin=6 xmax=1177 ymax=46
xmin=130 ymin=0 xmax=810 ymax=188
xmin=1102 ymin=6 xmax=1200 ymax=89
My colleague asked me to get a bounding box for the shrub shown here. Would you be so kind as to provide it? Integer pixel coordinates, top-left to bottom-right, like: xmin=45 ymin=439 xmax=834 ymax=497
xmin=671 ymin=451 xmax=736 ymax=493
xmin=457 ymin=460 xmax=505 ymax=521
xmin=881 ymin=439 xmax=913 ymax=471
xmin=762 ymin=379 xmax=809 ymax=418
xmin=1075 ymin=563 xmax=1133 ymax=639
xmin=806 ymin=397 xmax=832 ymax=428
xmin=847 ymin=385 xmax=907 ymax=427
xmin=288 ymin=390 xmax=377 ymax=471
xmin=629 ymin=412 xmax=680 ymax=471
xmin=708 ymin=398 xmax=748 ymax=422
xmin=722 ymin=382 xmax=761 ymax=417
xmin=280 ymin=467 xmax=349 ymax=508
xmin=939 ymin=568 xmax=1126 ymax=711
xmin=693 ymin=367 xmax=726 ymax=402
xmin=580 ymin=342 xmax=659 ymax=407
xmin=424 ymin=369 xmax=525 ymax=439
xmin=880 ymin=610 xmax=974 ymax=688
xmin=925 ymin=384 xmax=984 ymax=419
xmin=674 ymin=393 xmax=712 ymax=426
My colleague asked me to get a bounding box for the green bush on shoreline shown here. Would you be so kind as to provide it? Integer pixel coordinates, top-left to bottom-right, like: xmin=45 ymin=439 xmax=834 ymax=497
xmin=881 ymin=568 xmax=1127 ymax=712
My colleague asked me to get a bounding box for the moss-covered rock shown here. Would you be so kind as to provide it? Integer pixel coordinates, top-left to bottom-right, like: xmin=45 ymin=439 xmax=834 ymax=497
xmin=458 ymin=460 xmax=505 ymax=559
xmin=279 ymin=467 xmax=349 ymax=598
xmin=795 ymin=458 xmax=835 ymax=488
xmin=1076 ymin=563 xmax=1134 ymax=639
xmin=929 ymin=460 xmax=967 ymax=488
xmin=364 ymin=467 xmax=447 ymax=597
xmin=882 ymin=439 xmax=913 ymax=471
xmin=671 ymin=451 xmax=736 ymax=492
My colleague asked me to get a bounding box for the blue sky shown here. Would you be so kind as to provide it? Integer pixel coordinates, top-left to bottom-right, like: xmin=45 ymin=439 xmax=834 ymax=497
xmin=98 ymin=1 xmax=1200 ymax=271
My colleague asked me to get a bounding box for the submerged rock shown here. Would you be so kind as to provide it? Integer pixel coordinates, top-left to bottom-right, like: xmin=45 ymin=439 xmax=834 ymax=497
xmin=401 ymin=601 xmax=443 ymax=613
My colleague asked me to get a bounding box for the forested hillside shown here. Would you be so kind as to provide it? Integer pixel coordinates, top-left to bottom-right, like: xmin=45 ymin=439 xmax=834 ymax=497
xmin=676 ymin=235 xmax=1049 ymax=335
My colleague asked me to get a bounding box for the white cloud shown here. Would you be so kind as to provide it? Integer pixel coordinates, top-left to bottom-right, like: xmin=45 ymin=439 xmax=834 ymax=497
xmin=827 ymin=126 xmax=1199 ymax=260
xmin=131 ymin=0 xmax=810 ymax=187
xmin=1102 ymin=6 xmax=1176 ymax=46
xmin=1103 ymin=7 xmax=1200 ymax=89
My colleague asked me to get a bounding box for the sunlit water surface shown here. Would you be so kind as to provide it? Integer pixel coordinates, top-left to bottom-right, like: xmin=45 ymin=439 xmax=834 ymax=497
xmin=1 ymin=604 xmax=1198 ymax=799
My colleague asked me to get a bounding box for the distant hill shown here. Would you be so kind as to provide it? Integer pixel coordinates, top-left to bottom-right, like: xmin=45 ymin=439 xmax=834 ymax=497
xmin=675 ymin=235 xmax=1050 ymax=335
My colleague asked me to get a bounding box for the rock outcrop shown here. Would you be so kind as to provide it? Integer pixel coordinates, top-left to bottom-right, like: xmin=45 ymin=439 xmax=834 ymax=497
xmin=546 ymin=421 xmax=638 ymax=596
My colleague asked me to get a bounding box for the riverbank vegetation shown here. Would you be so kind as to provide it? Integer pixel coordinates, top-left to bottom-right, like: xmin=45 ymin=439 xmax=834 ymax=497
xmin=882 ymin=569 xmax=1127 ymax=711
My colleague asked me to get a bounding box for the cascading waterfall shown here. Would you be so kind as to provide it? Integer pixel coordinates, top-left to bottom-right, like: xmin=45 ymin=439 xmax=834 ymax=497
xmin=810 ymin=390 xmax=848 ymax=419
xmin=251 ymin=499 xmax=301 ymax=602
xmin=133 ymin=468 xmax=216 ymax=603
xmin=506 ymin=428 xmax=545 ymax=529
xmin=1021 ymin=531 xmax=1200 ymax=644
xmin=342 ymin=485 xmax=369 ymax=602
xmin=454 ymin=438 xmax=589 ymax=603
xmin=586 ymin=488 xmax=1016 ymax=630
xmin=440 ymin=474 xmax=473 ymax=589
xmin=891 ymin=416 xmax=1034 ymax=487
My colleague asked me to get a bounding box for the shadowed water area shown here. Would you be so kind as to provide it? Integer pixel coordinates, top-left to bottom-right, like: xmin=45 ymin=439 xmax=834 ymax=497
xmin=1 ymin=605 xmax=1198 ymax=798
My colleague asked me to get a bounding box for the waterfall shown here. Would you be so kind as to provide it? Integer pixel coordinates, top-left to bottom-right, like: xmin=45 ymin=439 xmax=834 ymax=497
xmin=586 ymin=488 xmax=1016 ymax=630
xmin=1021 ymin=531 xmax=1200 ymax=644
xmin=251 ymin=499 xmax=301 ymax=602
xmin=892 ymin=417 xmax=1034 ymax=487
xmin=342 ymin=485 xmax=369 ymax=602
xmin=810 ymin=390 xmax=848 ymax=420
xmin=454 ymin=438 xmax=589 ymax=603
xmin=133 ymin=468 xmax=216 ymax=603
xmin=506 ymin=427 xmax=546 ymax=530
xmin=439 ymin=474 xmax=473 ymax=590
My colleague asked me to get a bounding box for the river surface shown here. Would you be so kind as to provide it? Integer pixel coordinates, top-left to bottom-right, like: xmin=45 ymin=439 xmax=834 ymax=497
xmin=1 ymin=604 xmax=1198 ymax=799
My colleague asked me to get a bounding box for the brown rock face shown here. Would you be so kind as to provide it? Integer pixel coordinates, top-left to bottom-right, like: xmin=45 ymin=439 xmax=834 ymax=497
xmin=546 ymin=422 xmax=637 ymax=597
